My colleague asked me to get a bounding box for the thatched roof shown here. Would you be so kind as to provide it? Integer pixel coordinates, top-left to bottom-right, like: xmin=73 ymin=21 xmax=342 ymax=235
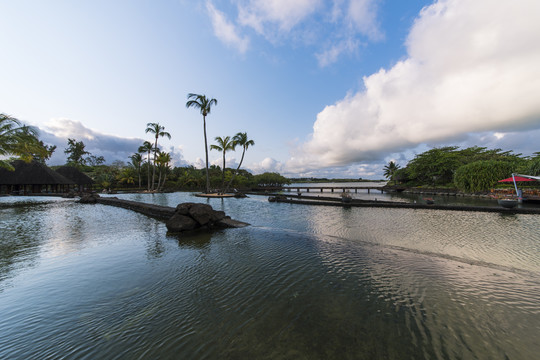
xmin=55 ymin=166 xmax=94 ymax=185
xmin=0 ymin=160 xmax=74 ymax=185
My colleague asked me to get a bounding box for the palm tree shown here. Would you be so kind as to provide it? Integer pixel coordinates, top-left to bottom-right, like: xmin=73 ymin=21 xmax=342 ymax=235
xmin=186 ymin=93 xmax=217 ymax=193
xmin=156 ymin=151 xmax=171 ymax=191
xmin=130 ymin=153 xmax=143 ymax=189
xmin=210 ymin=136 xmax=235 ymax=191
xmin=139 ymin=141 xmax=153 ymax=191
xmin=225 ymin=132 xmax=254 ymax=192
xmin=0 ymin=113 xmax=44 ymax=170
xmin=145 ymin=123 xmax=171 ymax=191
xmin=383 ymin=161 xmax=401 ymax=184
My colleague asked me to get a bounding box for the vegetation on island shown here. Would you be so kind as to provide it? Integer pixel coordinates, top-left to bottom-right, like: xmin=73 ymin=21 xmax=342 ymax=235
xmin=385 ymin=146 xmax=540 ymax=192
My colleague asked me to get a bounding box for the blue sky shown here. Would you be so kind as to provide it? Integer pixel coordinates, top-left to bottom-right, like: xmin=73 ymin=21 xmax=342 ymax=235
xmin=2 ymin=0 xmax=539 ymax=179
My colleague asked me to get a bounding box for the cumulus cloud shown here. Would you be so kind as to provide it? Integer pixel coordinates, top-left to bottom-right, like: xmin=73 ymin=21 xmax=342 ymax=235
xmin=288 ymin=0 xmax=540 ymax=173
xmin=38 ymin=118 xmax=146 ymax=165
xmin=247 ymin=157 xmax=284 ymax=174
xmin=206 ymin=2 xmax=249 ymax=54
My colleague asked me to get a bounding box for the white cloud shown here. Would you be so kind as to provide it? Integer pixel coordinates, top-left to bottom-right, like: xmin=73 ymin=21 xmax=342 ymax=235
xmin=316 ymin=38 xmax=359 ymax=67
xmin=45 ymin=118 xmax=97 ymax=141
xmin=288 ymin=0 xmax=540 ymax=172
xmin=206 ymin=2 xmax=249 ymax=54
xmin=207 ymin=0 xmax=382 ymax=64
xmin=346 ymin=0 xmax=383 ymax=41
xmin=247 ymin=157 xmax=283 ymax=174
xmin=238 ymin=0 xmax=321 ymax=34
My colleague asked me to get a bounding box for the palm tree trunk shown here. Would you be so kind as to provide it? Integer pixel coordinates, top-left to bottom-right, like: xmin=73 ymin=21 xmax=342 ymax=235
xmin=138 ymin=164 xmax=141 ymax=189
xmin=161 ymin=172 xmax=168 ymax=191
xmin=152 ymin=137 xmax=158 ymax=191
xmin=203 ymin=115 xmax=210 ymax=193
xmin=147 ymin=152 xmax=151 ymax=191
xmin=221 ymin=151 xmax=226 ymax=190
xmin=157 ymin=167 xmax=162 ymax=192
xmin=225 ymin=148 xmax=245 ymax=193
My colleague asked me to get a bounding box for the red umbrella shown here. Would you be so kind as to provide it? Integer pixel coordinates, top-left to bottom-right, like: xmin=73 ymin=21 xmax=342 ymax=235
xmin=498 ymin=176 xmax=535 ymax=182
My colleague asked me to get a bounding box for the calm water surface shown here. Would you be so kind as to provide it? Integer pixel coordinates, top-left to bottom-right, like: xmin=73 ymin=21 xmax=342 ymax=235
xmin=1 ymin=192 xmax=539 ymax=359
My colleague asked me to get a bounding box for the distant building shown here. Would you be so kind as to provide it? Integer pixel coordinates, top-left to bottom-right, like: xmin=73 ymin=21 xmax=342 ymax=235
xmin=55 ymin=166 xmax=94 ymax=192
xmin=0 ymin=160 xmax=74 ymax=195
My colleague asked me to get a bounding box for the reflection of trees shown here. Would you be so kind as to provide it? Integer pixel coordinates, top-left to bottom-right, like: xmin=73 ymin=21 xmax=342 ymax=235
xmin=167 ymin=230 xmax=213 ymax=250
xmin=0 ymin=206 xmax=47 ymax=286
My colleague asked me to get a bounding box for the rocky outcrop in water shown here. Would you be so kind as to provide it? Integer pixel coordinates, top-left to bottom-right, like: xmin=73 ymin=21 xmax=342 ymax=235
xmin=79 ymin=193 xmax=100 ymax=204
xmin=166 ymin=202 xmax=248 ymax=232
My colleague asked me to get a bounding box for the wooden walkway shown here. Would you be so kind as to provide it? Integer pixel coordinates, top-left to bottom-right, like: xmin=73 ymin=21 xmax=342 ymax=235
xmin=254 ymin=186 xmax=386 ymax=194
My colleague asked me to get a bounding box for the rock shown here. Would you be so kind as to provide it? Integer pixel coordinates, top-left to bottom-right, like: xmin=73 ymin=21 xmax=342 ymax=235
xmin=79 ymin=193 xmax=100 ymax=204
xmin=167 ymin=202 xmax=249 ymax=233
xmin=188 ymin=203 xmax=215 ymax=225
xmin=176 ymin=202 xmax=194 ymax=215
xmin=166 ymin=213 xmax=198 ymax=232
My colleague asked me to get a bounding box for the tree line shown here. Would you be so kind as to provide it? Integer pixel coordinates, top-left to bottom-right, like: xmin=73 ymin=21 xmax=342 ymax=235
xmin=1 ymin=92 xmax=290 ymax=192
xmin=384 ymin=146 xmax=540 ymax=192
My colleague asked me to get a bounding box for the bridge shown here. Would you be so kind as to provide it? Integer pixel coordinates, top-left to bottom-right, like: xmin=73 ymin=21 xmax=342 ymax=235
xmin=253 ymin=186 xmax=387 ymax=194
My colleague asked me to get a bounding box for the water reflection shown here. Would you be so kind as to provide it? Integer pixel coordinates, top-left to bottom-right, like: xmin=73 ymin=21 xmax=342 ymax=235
xmin=0 ymin=195 xmax=539 ymax=359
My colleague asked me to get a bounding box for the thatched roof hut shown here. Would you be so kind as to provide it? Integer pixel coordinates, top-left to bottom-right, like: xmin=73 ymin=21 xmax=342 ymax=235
xmin=55 ymin=166 xmax=93 ymax=186
xmin=0 ymin=160 xmax=74 ymax=194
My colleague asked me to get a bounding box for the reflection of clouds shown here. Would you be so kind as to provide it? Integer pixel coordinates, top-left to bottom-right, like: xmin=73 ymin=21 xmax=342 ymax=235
xmin=308 ymin=207 xmax=540 ymax=273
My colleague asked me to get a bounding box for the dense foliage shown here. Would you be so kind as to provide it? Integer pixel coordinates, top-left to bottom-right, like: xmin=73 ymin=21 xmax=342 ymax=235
xmin=389 ymin=146 xmax=537 ymax=192
xmin=1 ymin=113 xmax=50 ymax=170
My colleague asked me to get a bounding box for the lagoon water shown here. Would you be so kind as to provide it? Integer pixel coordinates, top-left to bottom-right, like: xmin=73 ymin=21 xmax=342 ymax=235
xmin=1 ymin=189 xmax=539 ymax=359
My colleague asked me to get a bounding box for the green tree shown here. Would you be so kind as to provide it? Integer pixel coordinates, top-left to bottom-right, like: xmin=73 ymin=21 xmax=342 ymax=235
xmin=527 ymin=153 xmax=540 ymax=175
xmin=64 ymin=138 xmax=90 ymax=167
xmin=145 ymin=123 xmax=171 ymax=191
xmin=210 ymin=135 xmax=235 ymax=190
xmin=156 ymin=151 xmax=171 ymax=191
xmin=253 ymin=172 xmax=290 ymax=187
xmin=30 ymin=140 xmax=56 ymax=164
xmin=86 ymin=155 xmax=105 ymax=166
xmin=383 ymin=161 xmax=401 ymax=184
xmin=139 ymin=141 xmax=153 ymax=191
xmin=453 ymin=160 xmax=516 ymax=192
xmin=0 ymin=113 xmax=48 ymax=169
xmin=130 ymin=153 xmax=143 ymax=189
xmin=186 ymin=93 xmax=218 ymax=193
xmin=117 ymin=167 xmax=136 ymax=186
xmin=225 ymin=132 xmax=254 ymax=192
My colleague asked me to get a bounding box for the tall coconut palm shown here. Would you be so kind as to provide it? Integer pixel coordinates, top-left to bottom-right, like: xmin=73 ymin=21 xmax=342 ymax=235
xmin=210 ymin=136 xmax=235 ymax=191
xmin=139 ymin=141 xmax=153 ymax=191
xmin=130 ymin=153 xmax=143 ymax=189
xmin=0 ymin=113 xmax=44 ymax=170
xmin=145 ymin=123 xmax=171 ymax=191
xmin=186 ymin=93 xmax=217 ymax=193
xmin=383 ymin=161 xmax=400 ymax=184
xmin=225 ymin=132 xmax=254 ymax=192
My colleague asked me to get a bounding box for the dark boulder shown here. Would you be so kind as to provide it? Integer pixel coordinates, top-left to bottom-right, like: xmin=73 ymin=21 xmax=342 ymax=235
xmin=167 ymin=202 xmax=249 ymax=233
xmin=79 ymin=193 xmax=100 ymax=204
xmin=166 ymin=213 xmax=198 ymax=232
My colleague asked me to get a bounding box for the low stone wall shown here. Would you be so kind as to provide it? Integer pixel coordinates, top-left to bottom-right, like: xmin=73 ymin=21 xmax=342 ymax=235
xmin=266 ymin=195 xmax=540 ymax=214
xmin=93 ymin=197 xmax=249 ymax=232
xmin=96 ymin=197 xmax=175 ymax=220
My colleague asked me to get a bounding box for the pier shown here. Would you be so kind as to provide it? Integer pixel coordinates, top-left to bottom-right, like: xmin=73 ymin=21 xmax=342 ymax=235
xmin=253 ymin=186 xmax=386 ymax=194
